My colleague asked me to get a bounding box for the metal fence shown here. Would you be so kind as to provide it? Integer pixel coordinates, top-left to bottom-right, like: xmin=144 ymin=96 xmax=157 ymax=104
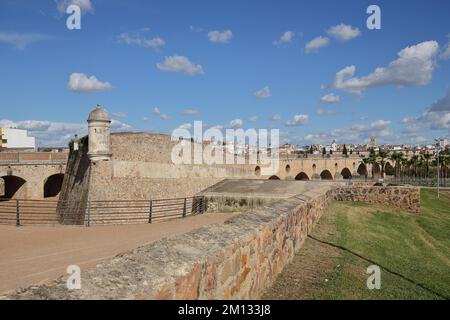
xmin=0 ymin=196 xmax=207 ymax=227
xmin=384 ymin=177 xmax=450 ymax=187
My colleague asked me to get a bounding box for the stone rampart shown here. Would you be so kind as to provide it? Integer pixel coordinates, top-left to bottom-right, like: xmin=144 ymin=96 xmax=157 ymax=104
xmin=334 ymin=184 xmax=420 ymax=213
xmin=7 ymin=186 xmax=334 ymax=299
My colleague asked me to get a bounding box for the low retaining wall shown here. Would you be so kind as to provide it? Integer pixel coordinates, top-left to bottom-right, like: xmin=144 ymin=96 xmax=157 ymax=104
xmin=334 ymin=184 xmax=420 ymax=213
xmin=6 ymin=186 xmax=334 ymax=300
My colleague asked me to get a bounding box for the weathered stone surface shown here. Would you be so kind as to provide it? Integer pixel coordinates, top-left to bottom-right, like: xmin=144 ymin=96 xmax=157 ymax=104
xmin=334 ymin=184 xmax=420 ymax=213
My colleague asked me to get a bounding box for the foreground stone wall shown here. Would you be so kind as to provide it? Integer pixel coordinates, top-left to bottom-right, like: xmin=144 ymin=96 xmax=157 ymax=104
xmin=7 ymin=186 xmax=334 ymax=300
xmin=334 ymin=184 xmax=421 ymax=213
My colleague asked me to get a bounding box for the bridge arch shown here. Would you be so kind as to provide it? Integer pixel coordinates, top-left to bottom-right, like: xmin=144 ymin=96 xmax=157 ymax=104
xmin=254 ymin=166 xmax=261 ymax=176
xmin=320 ymin=170 xmax=333 ymax=180
xmin=341 ymin=168 xmax=352 ymax=179
xmin=1 ymin=175 xmax=27 ymax=199
xmin=44 ymin=174 xmax=65 ymax=198
xmin=268 ymin=175 xmax=280 ymax=180
xmin=295 ymin=172 xmax=309 ymax=181
xmin=384 ymin=162 xmax=395 ymax=176
xmin=357 ymin=163 xmax=367 ymax=177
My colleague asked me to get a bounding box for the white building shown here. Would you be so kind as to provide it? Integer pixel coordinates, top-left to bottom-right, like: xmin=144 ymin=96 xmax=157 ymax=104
xmin=0 ymin=128 xmax=35 ymax=151
xmin=330 ymin=140 xmax=338 ymax=152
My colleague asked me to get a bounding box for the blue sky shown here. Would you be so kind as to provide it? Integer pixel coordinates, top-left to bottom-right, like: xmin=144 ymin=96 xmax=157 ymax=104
xmin=0 ymin=0 xmax=449 ymax=147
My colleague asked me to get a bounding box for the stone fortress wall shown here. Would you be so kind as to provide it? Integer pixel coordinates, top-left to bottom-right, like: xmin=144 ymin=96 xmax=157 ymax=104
xmin=85 ymin=132 xmax=257 ymax=201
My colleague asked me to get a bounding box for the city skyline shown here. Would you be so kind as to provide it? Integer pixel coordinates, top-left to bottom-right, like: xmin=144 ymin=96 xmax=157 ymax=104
xmin=1 ymin=0 xmax=450 ymax=147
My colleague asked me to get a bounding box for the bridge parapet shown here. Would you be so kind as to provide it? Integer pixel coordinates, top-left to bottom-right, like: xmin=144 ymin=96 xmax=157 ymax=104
xmin=0 ymin=152 xmax=68 ymax=164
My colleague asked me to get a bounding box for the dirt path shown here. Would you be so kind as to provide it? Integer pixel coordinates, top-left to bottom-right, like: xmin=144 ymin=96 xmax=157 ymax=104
xmin=0 ymin=212 xmax=234 ymax=295
xmin=262 ymin=207 xmax=341 ymax=299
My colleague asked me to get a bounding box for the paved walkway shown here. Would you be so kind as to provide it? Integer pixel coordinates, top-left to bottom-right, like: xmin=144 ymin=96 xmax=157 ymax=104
xmin=0 ymin=212 xmax=233 ymax=294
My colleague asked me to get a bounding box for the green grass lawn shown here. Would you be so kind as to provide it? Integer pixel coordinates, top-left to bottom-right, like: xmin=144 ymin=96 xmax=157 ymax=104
xmin=313 ymin=189 xmax=450 ymax=300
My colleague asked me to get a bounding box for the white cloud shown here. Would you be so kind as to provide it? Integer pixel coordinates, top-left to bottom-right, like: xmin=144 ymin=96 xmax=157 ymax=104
xmin=317 ymin=108 xmax=337 ymax=116
xmin=320 ymin=93 xmax=340 ymax=104
xmin=181 ymin=108 xmax=199 ymax=115
xmin=110 ymin=119 xmax=132 ymax=130
xmin=156 ymin=55 xmax=204 ymax=75
xmin=159 ymin=114 xmax=171 ymax=121
xmin=117 ymin=32 xmax=165 ymax=50
xmin=0 ymin=32 xmax=50 ymax=49
xmin=177 ymin=123 xmax=192 ymax=130
xmin=429 ymin=88 xmax=450 ymax=112
xmin=305 ymin=36 xmax=330 ymax=53
xmin=303 ymin=119 xmax=393 ymax=144
xmin=400 ymin=89 xmax=450 ymax=134
xmin=254 ymin=86 xmax=271 ymax=99
xmin=270 ymin=114 xmax=281 ymax=121
xmin=327 ymin=24 xmax=361 ymax=41
xmin=57 ymin=0 xmax=94 ymax=14
xmin=285 ymin=114 xmax=309 ymax=126
xmin=153 ymin=107 xmax=161 ymax=115
xmin=273 ymin=31 xmax=295 ymax=46
xmin=208 ymin=30 xmax=233 ymax=43
xmin=189 ymin=25 xmax=203 ymax=33
xmin=248 ymin=116 xmax=258 ymax=123
xmin=229 ymin=119 xmax=243 ymax=128
xmin=331 ymin=41 xmax=439 ymax=94
xmin=440 ymin=34 xmax=450 ymax=60
xmin=111 ymin=112 xmax=126 ymax=118
xmin=68 ymin=73 xmax=112 ymax=93
xmin=0 ymin=116 xmax=131 ymax=147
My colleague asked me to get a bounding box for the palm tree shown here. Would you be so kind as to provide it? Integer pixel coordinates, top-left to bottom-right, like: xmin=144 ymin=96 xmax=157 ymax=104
xmin=364 ymin=152 xmax=380 ymax=179
xmin=378 ymin=149 xmax=389 ymax=178
xmin=422 ymin=153 xmax=432 ymax=178
xmin=409 ymin=155 xmax=420 ymax=179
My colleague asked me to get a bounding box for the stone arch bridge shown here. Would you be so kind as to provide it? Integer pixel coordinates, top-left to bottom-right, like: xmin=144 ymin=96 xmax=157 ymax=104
xmin=0 ymin=152 xmax=390 ymax=200
xmin=260 ymin=155 xmax=387 ymax=181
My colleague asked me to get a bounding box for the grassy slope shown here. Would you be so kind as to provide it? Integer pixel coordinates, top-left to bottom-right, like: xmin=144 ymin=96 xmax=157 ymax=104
xmin=313 ymin=189 xmax=450 ymax=300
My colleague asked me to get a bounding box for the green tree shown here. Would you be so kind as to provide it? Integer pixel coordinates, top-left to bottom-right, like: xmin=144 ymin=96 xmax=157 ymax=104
xmin=378 ymin=149 xmax=389 ymax=177
xmin=343 ymin=144 xmax=348 ymax=156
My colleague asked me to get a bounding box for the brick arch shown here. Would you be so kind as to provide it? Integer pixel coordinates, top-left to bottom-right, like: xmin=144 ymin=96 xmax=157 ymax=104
xmin=357 ymin=163 xmax=367 ymax=176
xmin=1 ymin=175 xmax=27 ymax=199
xmin=295 ymin=172 xmax=309 ymax=181
xmin=44 ymin=174 xmax=65 ymax=198
xmin=320 ymin=170 xmax=333 ymax=180
xmin=384 ymin=162 xmax=395 ymax=176
xmin=341 ymin=168 xmax=352 ymax=179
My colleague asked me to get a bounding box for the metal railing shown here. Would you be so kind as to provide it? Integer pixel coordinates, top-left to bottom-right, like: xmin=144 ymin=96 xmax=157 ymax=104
xmin=0 ymin=196 xmax=207 ymax=227
xmin=384 ymin=177 xmax=450 ymax=187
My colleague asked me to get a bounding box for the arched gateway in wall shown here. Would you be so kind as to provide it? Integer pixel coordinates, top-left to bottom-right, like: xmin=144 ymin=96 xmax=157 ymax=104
xmin=1 ymin=175 xmax=27 ymax=199
xmin=44 ymin=174 xmax=65 ymax=198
